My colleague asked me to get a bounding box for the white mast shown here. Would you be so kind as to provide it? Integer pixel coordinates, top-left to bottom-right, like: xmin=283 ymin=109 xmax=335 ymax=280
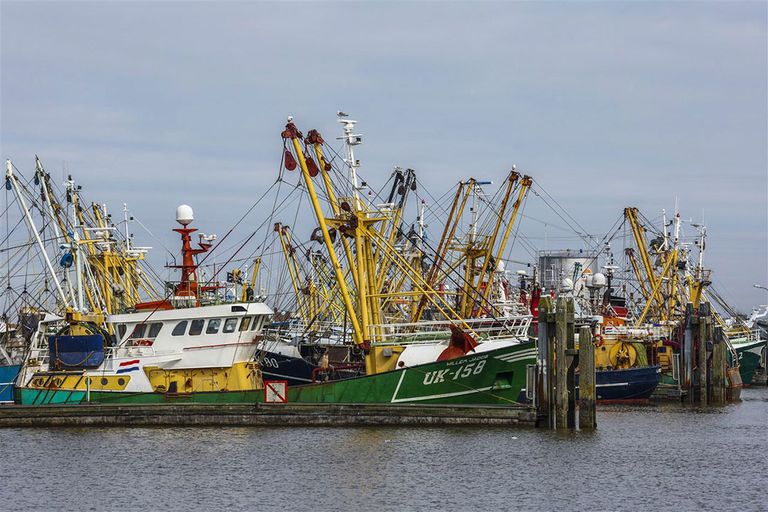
xmin=418 ymin=199 xmax=426 ymax=240
xmin=123 ymin=203 xmax=131 ymax=252
xmin=690 ymin=221 xmax=707 ymax=278
xmin=469 ymin=182 xmax=479 ymax=244
xmin=65 ymin=175 xmax=85 ymax=311
xmin=468 ymin=181 xmax=492 ymax=245
xmin=5 ymin=160 xmax=69 ymax=306
xmin=35 ymin=157 xmax=77 ymax=304
xmin=35 ymin=157 xmax=64 ymax=242
xmin=337 ymin=111 xmax=363 ymax=211
xmin=673 ymin=209 xmax=682 ymax=250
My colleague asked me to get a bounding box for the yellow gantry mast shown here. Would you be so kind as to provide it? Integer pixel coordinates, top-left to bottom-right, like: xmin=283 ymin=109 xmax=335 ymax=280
xmin=275 ymin=223 xmax=311 ymax=323
xmin=280 ymin=117 xmax=495 ymax=373
xmin=281 ymin=121 xmax=365 ymax=347
xmin=478 ymin=174 xmax=532 ymax=313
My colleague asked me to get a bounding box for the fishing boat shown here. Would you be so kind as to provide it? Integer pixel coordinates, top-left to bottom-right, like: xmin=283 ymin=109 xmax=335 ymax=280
xmin=283 ymin=339 xmax=536 ymax=405
xmin=16 ymin=206 xmax=272 ymax=405
xmin=728 ymin=334 xmax=766 ymax=386
xmin=256 ymin=116 xmax=655 ymax=403
xmin=589 ymin=366 xmax=662 ymax=403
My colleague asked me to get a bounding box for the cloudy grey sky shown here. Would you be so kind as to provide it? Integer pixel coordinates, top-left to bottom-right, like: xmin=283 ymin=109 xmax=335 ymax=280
xmin=1 ymin=1 xmax=766 ymax=310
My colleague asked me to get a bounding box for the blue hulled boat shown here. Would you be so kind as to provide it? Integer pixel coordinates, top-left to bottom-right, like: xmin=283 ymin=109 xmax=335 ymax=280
xmin=0 ymin=364 xmax=21 ymax=403
xmin=589 ymin=365 xmax=662 ymax=402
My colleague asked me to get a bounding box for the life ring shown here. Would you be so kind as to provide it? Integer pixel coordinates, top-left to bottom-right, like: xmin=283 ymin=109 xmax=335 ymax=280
xmin=594 ymin=334 xmax=605 ymax=347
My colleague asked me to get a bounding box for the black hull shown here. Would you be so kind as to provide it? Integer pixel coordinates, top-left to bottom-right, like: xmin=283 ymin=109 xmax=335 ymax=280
xmin=589 ymin=365 xmax=662 ymax=402
xmin=259 ymin=351 xmax=362 ymax=386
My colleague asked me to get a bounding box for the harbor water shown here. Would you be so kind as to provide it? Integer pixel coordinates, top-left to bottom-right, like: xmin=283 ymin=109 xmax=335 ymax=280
xmin=1 ymin=387 xmax=765 ymax=511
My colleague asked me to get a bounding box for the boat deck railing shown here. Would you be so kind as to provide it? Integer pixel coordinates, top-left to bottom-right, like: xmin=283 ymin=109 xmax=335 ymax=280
xmin=261 ymin=320 xmax=347 ymax=339
xmin=725 ymin=328 xmax=765 ymax=344
xmin=24 ymin=332 xmax=161 ymax=372
xmin=257 ymin=315 xmax=533 ymax=347
xmin=368 ymin=315 xmax=533 ymax=346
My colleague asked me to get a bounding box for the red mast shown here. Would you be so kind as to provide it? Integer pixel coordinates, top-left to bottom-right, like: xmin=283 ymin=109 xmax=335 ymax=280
xmin=172 ymin=205 xmax=211 ymax=305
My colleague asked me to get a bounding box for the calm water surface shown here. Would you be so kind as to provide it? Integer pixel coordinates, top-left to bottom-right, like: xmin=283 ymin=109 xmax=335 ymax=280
xmin=1 ymin=387 xmax=766 ymax=511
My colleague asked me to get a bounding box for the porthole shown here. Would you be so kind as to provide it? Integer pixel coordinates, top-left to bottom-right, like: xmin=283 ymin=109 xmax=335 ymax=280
xmin=117 ymin=378 xmax=125 ymax=386
xmin=101 ymin=378 xmax=108 ymax=386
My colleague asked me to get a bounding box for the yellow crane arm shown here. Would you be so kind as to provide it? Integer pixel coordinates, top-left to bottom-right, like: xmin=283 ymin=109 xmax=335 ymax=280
xmin=466 ymin=171 xmax=519 ymax=315
xmin=635 ymin=249 xmax=677 ymax=325
xmin=283 ymin=122 xmax=364 ymax=346
xmin=625 ymin=207 xmax=659 ymax=292
xmin=479 ymin=175 xmax=532 ymax=310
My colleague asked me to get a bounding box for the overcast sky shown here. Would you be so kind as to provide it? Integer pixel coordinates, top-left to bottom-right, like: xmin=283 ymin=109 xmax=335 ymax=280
xmin=1 ymin=1 xmax=766 ymax=311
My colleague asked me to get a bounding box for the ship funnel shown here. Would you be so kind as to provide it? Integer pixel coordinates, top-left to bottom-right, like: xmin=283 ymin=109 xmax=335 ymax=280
xmin=176 ymin=204 xmax=194 ymax=226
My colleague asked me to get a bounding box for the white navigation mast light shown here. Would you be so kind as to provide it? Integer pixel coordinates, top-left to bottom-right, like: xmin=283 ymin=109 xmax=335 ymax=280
xmin=176 ymin=204 xmax=194 ymax=226
xmin=337 ymin=111 xmax=364 ymax=210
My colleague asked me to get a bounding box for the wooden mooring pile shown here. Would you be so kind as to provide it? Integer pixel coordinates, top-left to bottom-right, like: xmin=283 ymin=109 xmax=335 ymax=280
xmin=534 ymin=296 xmax=597 ymax=430
xmin=680 ymin=302 xmax=735 ymax=405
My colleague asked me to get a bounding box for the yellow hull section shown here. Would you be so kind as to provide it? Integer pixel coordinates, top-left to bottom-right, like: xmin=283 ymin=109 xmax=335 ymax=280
xmin=144 ymin=361 xmax=262 ymax=393
xmin=24 ymin=362 xmax=262 ymax=395
xmin=367 ymin=345 xmax=405 ymax=374
xmin=27 ymin=372 xmax=131 ymax=391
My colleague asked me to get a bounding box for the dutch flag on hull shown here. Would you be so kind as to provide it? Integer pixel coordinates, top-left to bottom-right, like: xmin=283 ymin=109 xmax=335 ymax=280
xmin=117 ymin=359 xmax=140 ymax=374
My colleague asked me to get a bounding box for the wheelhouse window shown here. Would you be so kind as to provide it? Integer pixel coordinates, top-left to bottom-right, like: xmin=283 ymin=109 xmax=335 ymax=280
xmin=189 ymin=319 xmax=205 ymax=336
xmin=222 ymin=318 xmax=238 ymax=333
xmin=117 ymin=324 xmax=127 ymax=340
xmin=206 ymin=318 xmax=221 ymax=334
xmin=239 ymin=317 xmax=251 ymax=332
xmin=172 ymin=321 xmax=188 ymax=336
xmin=251 ymin=316 xmax=262 ymax=331
xmin=129 ymin=323 xmax=147 ymax=339
xmin=148 ymin=323 xmax=163 ymax=338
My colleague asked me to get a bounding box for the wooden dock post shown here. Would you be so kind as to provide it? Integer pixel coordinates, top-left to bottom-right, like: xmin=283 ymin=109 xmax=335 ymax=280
xmin=683 ymin=303 xmax=694 ymax=404
xmin=565 ymin=299 xmax=576 ymax=429
xmin=712 ymin=325 xmax=727 ymax=405
xmin=536 ymin=296 xmax=555 ymax=428
xmin=552 ymin=296 xmax=577 ymax=429
xmin=578 ymin=325 xmax=596 ymax=429
xmin=538 ymin=296 xmax=579 ymax=429
xmin=698 ymin=303 xmax=710 ymax=405
xmin=555 ymin=297 xmax=569 ymax=429
xmin=546 ymin=299 xmax=557 ymax=427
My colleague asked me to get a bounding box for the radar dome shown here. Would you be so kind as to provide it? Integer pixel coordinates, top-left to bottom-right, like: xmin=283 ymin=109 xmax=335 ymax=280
xmin=592 ymin=272 xmax=607 ymax=288
xmin=560 ymin=278 xmax=574 ymax=292
xmin=176 ymin=204 xmax=194 ymax=226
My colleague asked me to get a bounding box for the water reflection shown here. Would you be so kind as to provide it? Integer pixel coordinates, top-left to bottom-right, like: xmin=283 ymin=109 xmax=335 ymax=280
xmin=1 ymin=387 xmax=765 ymax=511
